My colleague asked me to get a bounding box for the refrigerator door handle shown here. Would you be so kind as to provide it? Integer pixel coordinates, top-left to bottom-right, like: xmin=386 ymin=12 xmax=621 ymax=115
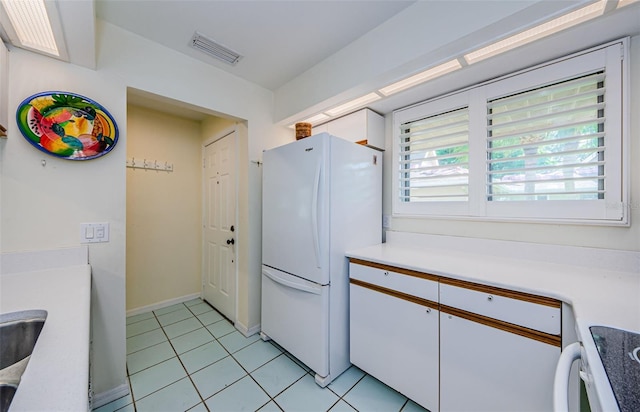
xmin=263 ymin=268 xmax=322 ymax=295
xmin=311 ymin=159 xmax=321 ymax=269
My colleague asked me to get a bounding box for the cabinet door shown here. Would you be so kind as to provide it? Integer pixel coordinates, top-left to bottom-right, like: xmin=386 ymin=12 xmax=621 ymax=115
xmin=326 ymin=109 xmax=384 ymax=150
xmin=350 ymin=282 xmax=438 ymax=411
xmin=440 ymin=312 xmax=560 ymax=412
xmin=312 ymin=123 xmax=328 ymax=135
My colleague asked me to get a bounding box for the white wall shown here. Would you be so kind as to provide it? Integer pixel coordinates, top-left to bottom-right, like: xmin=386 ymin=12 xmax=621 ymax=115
xmin=1 ymin=19 xmax=286 ymax=399
xmin=126 ymin=105 xmax=203 ymax=311
xmin=1 ymin=46 xmax=128 ymax=398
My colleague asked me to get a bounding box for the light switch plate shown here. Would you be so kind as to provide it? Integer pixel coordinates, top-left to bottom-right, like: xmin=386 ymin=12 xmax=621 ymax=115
xmin=80 ymin=222 xmax=110 ymax=243
xmin=382 ymin=215 xmax=391 ymax=228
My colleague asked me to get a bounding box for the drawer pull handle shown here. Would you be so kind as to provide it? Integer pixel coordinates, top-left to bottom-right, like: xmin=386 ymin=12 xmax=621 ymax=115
xmin=487 ymin=295 xmax=493 ymax=302
xmin=425 ymin=308 xmax=431 ymax=314
xmin=384 ymin=271 xmax=389 ymax=276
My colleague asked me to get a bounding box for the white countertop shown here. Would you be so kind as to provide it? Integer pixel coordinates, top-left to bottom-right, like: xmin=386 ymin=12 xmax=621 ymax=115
xmin=1 ymin=264 xmax=92 ymax=412
xmin=346 ymin=240 xmax=640 ymax=334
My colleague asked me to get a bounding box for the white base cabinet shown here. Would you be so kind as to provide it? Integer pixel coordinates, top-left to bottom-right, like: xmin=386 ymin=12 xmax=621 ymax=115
xmin=439 ymin=312 xmax=560 ymax=412
xmin=350 ymin=282 xmax=439 ymax=411
xmin=349 ymin=260 xmax=563 ymax=412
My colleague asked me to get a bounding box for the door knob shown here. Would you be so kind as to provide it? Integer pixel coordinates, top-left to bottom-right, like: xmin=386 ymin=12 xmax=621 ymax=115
xmin=227 ymin=238 xmax=235 ymax=245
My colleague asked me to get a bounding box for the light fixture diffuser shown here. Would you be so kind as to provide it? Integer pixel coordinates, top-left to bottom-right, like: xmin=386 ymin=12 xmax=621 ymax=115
xmin=464 ymin=0 xmax=606 ymax=64
xmin=325 ymin=93 xmax=381 ymax=117
xmin=617 ymin=0 xmax=639 ymax=8
xmin=379 ymin=59 xmax=462 ymax=96
xmin=0 ymin=0 xmax=59 ymax=56
xmin=301 ymin=113 xmax=331 ymax=125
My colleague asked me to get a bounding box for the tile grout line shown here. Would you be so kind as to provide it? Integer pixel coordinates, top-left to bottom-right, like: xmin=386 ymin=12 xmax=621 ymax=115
xmin=335 ymin=373 xmax=368 ymax=412
xmin=125 ymin=306 xmax=230 ymax=363
xmin=234 ymin=349 xmax=298 ymax=411
xmin=175 ymin=301 xmax=219 ymax=411
xmin=199 ymin=330 xmax=272 ymax=407
xmin=127 ymin=372 xmax=137 ymax=412
xmin=125 ymin=299 xmax=392 ymax=412
xmin=130 ymin=303 xmax=208 ymax=411
xmin=182 ymin=301 xmax=247 ymax=411
xmin=179 ymin=300 xmax=289 ymax=410
xmin=176 ymin=298 xmax=274 ymax=410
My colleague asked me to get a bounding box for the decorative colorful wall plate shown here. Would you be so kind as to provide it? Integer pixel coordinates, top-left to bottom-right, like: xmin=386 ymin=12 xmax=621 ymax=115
xmin=16 ymin=91 xmax=118 ymax=160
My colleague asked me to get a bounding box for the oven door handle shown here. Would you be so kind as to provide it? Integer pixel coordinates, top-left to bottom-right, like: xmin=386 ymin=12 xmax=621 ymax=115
xmin=553 ymin=341 xmax=582 ymax=412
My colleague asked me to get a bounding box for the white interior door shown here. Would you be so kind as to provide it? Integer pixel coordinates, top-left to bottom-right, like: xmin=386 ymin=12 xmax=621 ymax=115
xmin=203 ymin=131 xmax=237 ymax=321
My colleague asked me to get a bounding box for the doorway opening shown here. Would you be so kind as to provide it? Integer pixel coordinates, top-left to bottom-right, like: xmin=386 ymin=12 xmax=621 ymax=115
xmin=125 ymin=88 xmax=241 ymax=323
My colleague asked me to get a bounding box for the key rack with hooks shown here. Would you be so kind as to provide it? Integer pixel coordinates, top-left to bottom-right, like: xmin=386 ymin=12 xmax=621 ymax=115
xmin=126 ymin=157 xmax=174 ymax=172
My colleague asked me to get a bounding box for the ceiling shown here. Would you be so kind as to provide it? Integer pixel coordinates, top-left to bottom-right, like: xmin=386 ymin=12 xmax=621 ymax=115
xmin=2 ymin=0 xmax=639 ymax=123
xmin=94 ymin=0 xmax=640 ymax=124
xmin=95 ymin=0 xmax=416 ymax=91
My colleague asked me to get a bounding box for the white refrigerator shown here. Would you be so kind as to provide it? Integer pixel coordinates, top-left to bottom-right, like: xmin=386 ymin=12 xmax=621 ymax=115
xmin=261 ymin=132 xmax=382 ymax=387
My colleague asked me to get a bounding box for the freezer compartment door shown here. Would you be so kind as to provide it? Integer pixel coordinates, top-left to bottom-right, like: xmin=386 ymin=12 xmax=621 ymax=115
xmin=261 ymin=265 xmax=329 ymax=377
xmin=262 ymin=135 xmax=330 ymax=285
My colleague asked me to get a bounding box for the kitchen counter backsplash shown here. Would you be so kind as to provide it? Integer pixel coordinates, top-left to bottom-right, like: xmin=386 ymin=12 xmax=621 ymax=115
xmin=1 ymin=246 xmax=89 ymax=274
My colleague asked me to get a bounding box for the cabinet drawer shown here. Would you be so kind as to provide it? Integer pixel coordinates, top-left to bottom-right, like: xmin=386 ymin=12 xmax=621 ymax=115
xmin=440 ymin=281 xmax=561 ymax=335
xmin=349 ymin=261 xmax=438 ymax=302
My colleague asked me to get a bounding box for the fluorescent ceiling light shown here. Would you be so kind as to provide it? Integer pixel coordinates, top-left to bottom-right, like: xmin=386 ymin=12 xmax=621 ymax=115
xmin=617 ymin=0 xmax=639 ymax=8
xmin=464 ymin=0 xmax=606 ymax=64
xmin=379 ymin=59 xmax=462 ymax=96
xmin=325 ymin=93 xmax=381 ymax=117
xmin=301 ymin=113 xmax=331 ymax=125
xmin=0 ymin=0 xmax=60 ymax=56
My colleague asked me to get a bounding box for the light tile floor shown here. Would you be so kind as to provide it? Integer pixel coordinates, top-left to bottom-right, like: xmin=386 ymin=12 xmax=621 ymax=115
xmin=94 ymin=298 xmax=428 ymax=412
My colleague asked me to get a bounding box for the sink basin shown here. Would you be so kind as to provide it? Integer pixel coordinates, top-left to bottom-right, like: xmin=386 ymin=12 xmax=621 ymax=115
xmin=0 ymin=310 xmax=47 ymax=412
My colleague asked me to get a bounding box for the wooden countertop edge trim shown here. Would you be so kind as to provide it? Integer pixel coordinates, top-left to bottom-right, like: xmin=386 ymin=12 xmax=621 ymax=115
xmin=350 ymin=277 xmax=561 ymax=347
xmin=440 ymin=304 xmax=562 ymax=347
xmin=350 ymin=278 xmax=439 ymax=310
xmin=349 ymin=258 xmax=440 ymax=282
xmin=439 ymin=277 xmax=562 ymax=308
xmin=349 ymin=257 xmax=561 ymax=308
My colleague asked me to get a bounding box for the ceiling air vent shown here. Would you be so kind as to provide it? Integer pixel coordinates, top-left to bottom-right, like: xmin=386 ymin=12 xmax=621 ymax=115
xmin=190 ymin=31 xmax=242 ymax=66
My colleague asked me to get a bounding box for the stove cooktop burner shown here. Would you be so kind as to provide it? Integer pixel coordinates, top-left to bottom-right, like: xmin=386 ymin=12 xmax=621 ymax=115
xmin=590 ymin=326 xmax=640 ymax=412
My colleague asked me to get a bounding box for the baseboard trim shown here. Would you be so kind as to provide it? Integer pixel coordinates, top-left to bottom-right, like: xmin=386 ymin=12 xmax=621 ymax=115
xmin=92 ymin=383 xmax=129 ymax=409
xmin=126 ymin=293 xmax=201 ymax=317
xmin=235 ymin=321 xmax=261 ymax=337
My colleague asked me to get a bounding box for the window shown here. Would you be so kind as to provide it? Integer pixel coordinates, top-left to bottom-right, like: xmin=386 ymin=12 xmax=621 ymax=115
xmin=399 ymin=107 xmax=469 ymax=203
xmin=393 ymin=40 xmax=628 ymax=224
xmin=487 ymin=72 xmax=605 ymax=202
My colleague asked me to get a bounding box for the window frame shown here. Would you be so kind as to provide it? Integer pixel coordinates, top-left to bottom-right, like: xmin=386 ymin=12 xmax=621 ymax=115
xmin=392 ymin=39 xmax=629 ymax=226
xmin=394 ymin=90 xmax=472 ymax=216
